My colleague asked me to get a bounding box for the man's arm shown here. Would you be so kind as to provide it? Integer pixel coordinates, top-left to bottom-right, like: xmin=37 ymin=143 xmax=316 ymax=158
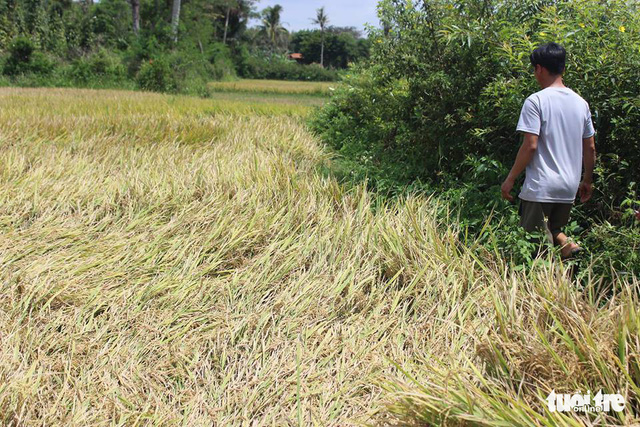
xmin=578 ymin=135 xmax=596 ymax=202
xmin=501 ymin=132 xmax=538 ymax=201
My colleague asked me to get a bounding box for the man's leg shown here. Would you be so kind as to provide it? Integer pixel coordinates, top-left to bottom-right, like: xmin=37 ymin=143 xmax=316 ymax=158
xmin=546 ymin=203 xmax=580 ymax=258
xmin=519 ymin=200 xmax=554 ymax=246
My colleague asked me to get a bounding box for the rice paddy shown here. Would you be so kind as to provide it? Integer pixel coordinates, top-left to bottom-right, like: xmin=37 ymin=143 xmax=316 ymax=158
xmin=208 ymin=79 xmax=335 ymax=96
xmin=0 ymin=85 xmax=638 ymax=426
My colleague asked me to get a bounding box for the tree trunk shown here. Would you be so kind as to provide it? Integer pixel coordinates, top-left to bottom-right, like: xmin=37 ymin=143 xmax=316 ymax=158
xmin=320 ymin=31 xmax=324 ymax=67
xmin=223 ymin=6 xmax=230 ymax=44
xmin=130 ymin=0 xmax=140 ymax=35
xmin=171 ymin=0 xmax=181 ymax=43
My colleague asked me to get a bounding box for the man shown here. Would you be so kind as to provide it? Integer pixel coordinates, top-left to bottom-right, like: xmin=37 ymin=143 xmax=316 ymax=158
xmin=501 ymin=42 xmax=596 ymax=259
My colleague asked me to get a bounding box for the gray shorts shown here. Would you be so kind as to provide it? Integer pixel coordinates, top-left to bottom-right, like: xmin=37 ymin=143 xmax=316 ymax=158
xmin=518 ymin=199 xmax=573 ymax=244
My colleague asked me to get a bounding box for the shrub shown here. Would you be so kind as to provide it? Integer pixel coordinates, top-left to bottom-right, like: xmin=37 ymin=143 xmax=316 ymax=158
xmin=166 ymin=45 xmax=235 ymax=96
xmin=310 ymin=0 xmax=640 ymax=275
xmin=136 ymin=57 xmax=176 ymax=93
xmin=68 ymin=58 xmax=92 ymax=83
xmin=312 ymin=0 xmax=640 ymax=205
xmin=290 ymin=29 xmax=371 ymax=69
xmin=205 ymin=42 xmax=236 ymax=80
xmin=3 ymin=36 xmax=35 ymax=75
xmin=3 ymin=36 xmax=55 ymax=76
xmin=89 ymin=49 xmax=126 ymax=78
xmin=239 ymin=52 xmax=339 ymax=81
xmin=581 ymin=221 xmax=640 ymax=282
xmin=68 ymin=50 xmax=126 ymax=84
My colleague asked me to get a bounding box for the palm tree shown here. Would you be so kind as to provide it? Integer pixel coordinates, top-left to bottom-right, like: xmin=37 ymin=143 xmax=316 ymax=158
xmin=312 ymin=7 xmax=329 ymax=67
xmin=260 ymin=5 xmax=289 ymax=50
xmin=171 ymin=0 xmax=181 ymax=43
xmin=130 ymin=0 xmax=140 ymax=35
xmin=223 ymin=1 xmax=233 ymax=44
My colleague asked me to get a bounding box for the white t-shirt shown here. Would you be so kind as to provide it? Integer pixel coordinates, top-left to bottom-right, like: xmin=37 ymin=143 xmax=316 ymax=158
xmin=516 ymin=86 xmax=595 ymax=203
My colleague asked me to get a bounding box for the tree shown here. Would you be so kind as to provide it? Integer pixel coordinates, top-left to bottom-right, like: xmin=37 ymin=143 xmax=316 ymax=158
xmin=290 ymin=27 xmax=369 ymax=68
xmin=214 ymin=0 xmax=256 ymax=44
xmin=130 ymin=0 xmax=139 ymax=35
xmin=259 ymin=4 xmax=288 ymax=51
xmin=227 ymin=0 xmax=257 ymax=42
xmin=223 ymin=1 xmax=231 ymax=44
xmin=171 ymin=0 xmax=181 ymax=42
xmin=327 ymin=26 xmax=361 ymax=38
xmin=311 ymin=6 xmax=328 ymax=67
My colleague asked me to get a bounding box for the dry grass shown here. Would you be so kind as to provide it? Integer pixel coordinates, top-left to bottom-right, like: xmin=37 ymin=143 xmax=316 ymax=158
xmin=0 ymin=87 xmax=638 ymax=426
xmin=208 ymin=79 xmax=335 ymax=96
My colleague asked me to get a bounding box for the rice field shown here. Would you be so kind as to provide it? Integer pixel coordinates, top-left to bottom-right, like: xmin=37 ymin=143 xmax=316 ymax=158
xmin=0 ymin=86 xmax=639 ymax=426
xmin=208 ymin=79 xmax=335 ymax=96
xmin=207 ymin=90 xmax=327 ymax=108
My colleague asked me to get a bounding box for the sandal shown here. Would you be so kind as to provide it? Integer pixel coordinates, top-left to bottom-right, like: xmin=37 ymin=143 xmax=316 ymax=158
xmin=560 ymin=242 xmax=583 ymax=260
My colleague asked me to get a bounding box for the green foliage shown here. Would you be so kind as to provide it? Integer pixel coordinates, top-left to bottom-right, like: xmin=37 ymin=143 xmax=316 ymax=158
xmin=239 ymin=52 xmax=339 ymax=81
xmin=581 ymin=220 xmax=640 ymax=281
xmin=257 ymin=4 xmax=290 ymax=52
xmin=3 ymin=36 xmax=36 ymax=75
xmin=69 ymin=49 xmax=126 ymax=84
xmin=311 ymin=0 xmax=640 ymax=277
xmin=0 ymin=0 xmax=256 ymax=93
xmin=167 ymin=48 xmax=224 ymax=97
xmin=290 ymin=28 xmax=371 ymax=68
xmin=0 ymin=0 xmax=353 ymax=90
xmin=136 ymin=57 xmax=176 ymax=93
xmin=91 ymin=0 xmax=133 ymax=49
xmin=204 ymin=42 xmax=237 ymax=80
xmin=2 ymin=36 xmax=55 ymax=76
xmin=313 ymin=0 xmax=640 ymax=193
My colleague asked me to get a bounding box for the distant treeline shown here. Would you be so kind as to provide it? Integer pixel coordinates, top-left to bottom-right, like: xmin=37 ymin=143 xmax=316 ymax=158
xmin=0 ymin=0 xmax=371 ymax=93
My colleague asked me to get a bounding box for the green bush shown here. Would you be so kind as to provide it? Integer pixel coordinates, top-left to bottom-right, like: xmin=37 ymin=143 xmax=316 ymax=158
xmin=290 ymin=29 xmax=371 ymax=69
xmin=136 ymin=57 xmax=176 ymax=93
xmin=68 ymin=58 xmax=92 ymax=83
xmin=312 ymin=0 xmax=640 ymax=200
xmin=311 ymin=0 xmax=640 ymax=276
xmin=89 ymin=49 xmax=126 ymax=78
xmin=239 ymin=52 xmax=339 ymax=81
xmin=3 ymin=36 xmax=35 ymax=75
xmin=3 ymin=36 xmax=55 ymax=76
xmin=69 ymin=50 xmax=126 ymax=84
xmin=205 ymin=42 xmax=236 ymax=80
xmin=1 ymin=37 xmax=230 ymax=96
xmin=165 ymin=45 xmax=235 ymax=97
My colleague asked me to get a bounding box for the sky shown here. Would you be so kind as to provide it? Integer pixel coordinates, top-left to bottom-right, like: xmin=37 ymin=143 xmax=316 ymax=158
xmin=249 ymin=0 xmax=380 ymax=34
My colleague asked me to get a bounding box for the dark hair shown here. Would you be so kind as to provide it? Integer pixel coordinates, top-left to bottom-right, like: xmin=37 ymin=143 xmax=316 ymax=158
xmin=529 ymin=42 xmax=566 ymax=75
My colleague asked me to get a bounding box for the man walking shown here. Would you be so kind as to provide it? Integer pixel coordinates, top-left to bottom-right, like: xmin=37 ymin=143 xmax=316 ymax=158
xmin=501 ymin=42 xmax=597 ymax=259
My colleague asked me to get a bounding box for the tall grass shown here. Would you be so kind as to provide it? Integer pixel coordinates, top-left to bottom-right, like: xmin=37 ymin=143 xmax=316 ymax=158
xmin=0 ymin=87 xmax=637 ymax=426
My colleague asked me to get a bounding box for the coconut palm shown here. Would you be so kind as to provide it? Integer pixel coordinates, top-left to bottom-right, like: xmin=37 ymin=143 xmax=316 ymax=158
xmin=259 ymin=5 xmax=289 ymax=51
xmin=312 ymin=6 xmax=329 ymax=67
xmin=171 ymin=0 xmax=181 ymax=42
xmin=221 ymin=0 xmax=256 ymax=44
xmin=130 ymin=0 xmax=140 ymax=35
xmin=222 ymin=0 xmax=238 ymax=44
